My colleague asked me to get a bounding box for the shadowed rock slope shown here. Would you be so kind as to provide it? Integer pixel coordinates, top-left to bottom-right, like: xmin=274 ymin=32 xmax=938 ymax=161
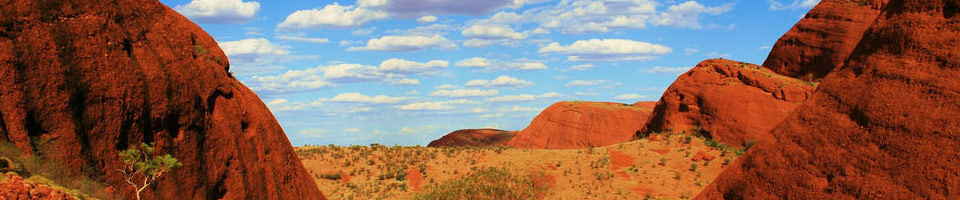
xmin=699 ymin=0 xmax=960 ymax=199
xmin=427 ymin=129 xmax=515 ymax=147
xmin=0 ymin=0 xmax=324 ymax=199
xmin=640 ymin=59 xmax=816 ymax=147
xmin=507 ymin=101 xmax=655 ymax=149
xmin=763 ymin=0 xmax=890 ymax=80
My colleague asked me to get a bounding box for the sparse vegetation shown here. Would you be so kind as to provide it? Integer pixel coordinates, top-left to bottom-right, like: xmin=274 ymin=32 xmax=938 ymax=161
xmin=0 ymin=142 xmax=118 ymax=199
xmin=413 ymin=167 xmax=550 ymax=200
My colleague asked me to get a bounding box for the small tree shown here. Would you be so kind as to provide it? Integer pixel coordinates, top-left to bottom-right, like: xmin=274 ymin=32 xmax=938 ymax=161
xmin=118 ymin=143 xmax=183 ymax=200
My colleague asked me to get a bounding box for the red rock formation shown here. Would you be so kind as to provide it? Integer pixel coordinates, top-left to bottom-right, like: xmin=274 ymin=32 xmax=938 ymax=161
xmin=641 ymin=59 xmax=816 ymax=147
xmin=763 ymin=0 xmax=889 ymax=80
xmin=0 ymin=1 xmax=323 ymax=199
xmin=700 ymin=0 xmax=960 ymax=199
xmin=0 ymin=173 xmax=76 ymax=199
xmin=427 ymin=129 xmax=515 ymax=147
xmin=507 ymin=101 xmax=655 ymax=149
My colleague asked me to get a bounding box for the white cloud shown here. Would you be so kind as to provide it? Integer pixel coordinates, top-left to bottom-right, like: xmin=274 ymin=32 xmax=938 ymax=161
xmin=485 ymin=92 xmax=563 ymax=102
xmin=391 ymin=78 xmax=421 ymax=86
xmin=465 ymin=76 xmax=533 ymax=88
xmin=471 ymin=108 xmax=488 ymax=113
xmin=456 ymin=57 xmax=547 ymax=71
xmin=386 ymin=24 xmax=452 ymax=36
xmin=219 ymin=38 xmax=290 ymax=56
xmin=356 ymin=0 xmax=535 ymax=17
xmin=759 ymin=46 xmax=772 ymax=50
xmin=175 ymin=0 xmax=260 ymax=24
xmin=275 ymin=35 xmax=330 ymax=43
xmin=615 ymin=94 xmax=655 ymax=101
xmin=568 ymin=64 xmax=594 ymax=71
xmin=564 ymin=80 xmax=607 ymax=87
xmin=352 ymin=27 xmax=377 ymax=36
xmin=435 ymin=84 xmax=459 ymax=90
xmin=654 ymin=1 xmax=735 ymax=29
xmin=345 ymin=128 xmax=361 ymax=133
xmin=405 ymin=90 xmax=419 ymax=95
xmin=468 ymin=0 xmax=733 ymax=34
xmin=645 ymin=66 xmax=692 ymax=74
xmin=265 ymin=98 xmax=325 ymax=112
xmin=505 ymin=106 xmax=540 ymax=112
xmin=455 ymin=57 xmax=491 ymax=68
xmin=395 ymin=99 xmax=477 ymax=111
xmin=767 ymin=0 xmax=819 ymax=11
xmin=326 ymin=93 xmax=412 ymax=104
xmin=322 ymin=64 xmax=385 ymax=83
xmin=462 ymin=25 xmax=526 ymax=40
xmin=684 ymin=48 xmax=700 ymax=55
xmin=277 ymin=3 xmax=388 ymax=30
xmin=245 ymin=67 xmax=333 ymax=95
xmin=539 ymin=39 xmax=672 ymax=62
xmin=348 ymin=35 xmax=457 ymax=51
xmin=378 ymin=58 xmax=448 ymax=74
xmin=428 ymin=89 xmax=499 ymax=98
xmin=417 ymin=15 xmax=438 ymax=23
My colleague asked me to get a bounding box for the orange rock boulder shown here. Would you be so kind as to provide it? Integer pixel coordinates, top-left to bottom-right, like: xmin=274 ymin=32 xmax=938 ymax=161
xmin=507 ymin=101 xmax=655 ymax=149
xmin=763 ymin=0 xmax=889 ymax=80
xmin=700 ymin=0 xmax=960 ymax=199
xmin=0 ymin=1 xmax=323 ymax=199
xmin=641 ymin=59 xmax=816 ymax=147
xmin=427 ymin=129 xmax=516 ymax=147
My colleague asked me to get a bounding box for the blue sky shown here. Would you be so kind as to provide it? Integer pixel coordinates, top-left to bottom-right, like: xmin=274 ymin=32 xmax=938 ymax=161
xmin=158 ymin=0 xmax=818 ymax=146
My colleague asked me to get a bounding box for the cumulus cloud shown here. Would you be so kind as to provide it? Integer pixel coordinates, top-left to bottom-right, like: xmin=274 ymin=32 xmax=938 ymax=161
xmin=539 ymin=39 xmax=672 ymax=62
xmin=275 ymin=35 xmax=330 ymax=43
xmin=219 ymin=38 xmax=290 ymax=56
xmin=391 ymin=78 xmax=421 ymax=86
xmin=568 ymin=64 xmax=594 ymax=71
xmin=378 ymin=58 xmax=448 ymax=74
xmin=645 ymin=66 xmax=692 ymax=74
xmin=357 ymin=0 xmax=533 ymax=17
xmin=654 ymin=1 xmax=735 ymax=29
xmin=767 ymin=0 xmax=819 ymax=10
xmin=564 ymin=80 xmax=607 ymax=87
xmin=615 ymin=93 xmax=655 ymax=101
xmin=322 ymin=64 xmax=385 ymax=83
xmin=460 ymin=25 xmax=527 ymax=47
xmin=325 ymin=93 xmax=412 ymax=104
xmin=175 ymin=0 xmax=260 ymax=24
xmin=277 ymin=3 xmax=388 ymax=30
xmin=417 ymin=15 xmax=438 ymax=23
xmin=454 ymin=57 xmax=547 ymax=71
xmin=265 ymin=98 xmax=325 ymax=112
xmin=464 ymin=76 xmax=534 ymax=88
xmin=428 ymin=89 xmax=499 ymax=98
xmin=485 ymin=92 xmax=563 ymax=102
xmin=348 ymin=35 xmax=457 ymax=51
xmin=244 ymin=66 xmax=334 ymax=95
xmin=468 ymin=0 xmax=734 ymax=34
xmin=685 ymin=48 xmax=700 ymax=55
xmin=435 ymin=84 xmax=459 ymax=90
xmin=395 ymin=99 xmax=477 ymax=111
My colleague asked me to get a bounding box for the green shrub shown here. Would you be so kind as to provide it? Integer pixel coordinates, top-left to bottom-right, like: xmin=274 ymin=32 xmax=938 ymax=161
xmin=413 ymin=167 xmax=551 ymax=200
xmin=0 ymin=142 xmax=119 ymax=199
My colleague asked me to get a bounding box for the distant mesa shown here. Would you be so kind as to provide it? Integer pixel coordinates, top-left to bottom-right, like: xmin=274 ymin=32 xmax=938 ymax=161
xmin=701 ymin=0 xmax=960 ymax=199
xmin=0 ymin=0 xmax=323 ymax=199
xmin=640 ymin=59 xmax=816 ymax=148
xmin=427 ymin=129 xmax=516 ymax=147
xmin=506 ymin=101 xmax=656 ymax=149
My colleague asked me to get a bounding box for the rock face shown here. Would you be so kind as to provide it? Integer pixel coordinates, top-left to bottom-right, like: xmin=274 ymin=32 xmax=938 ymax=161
xmin=507 ymin=101 xmax=655 ymax=149
xmin=0 ymin=173 xmax=75 ymax=200
xmin=0 ymin=1 xmax=324 ymax=199
xmin=641 ymin=59 xmax=815 ymax=147
xmin=700 ymin=0 xmax=960 ymax=199
xmin=427 ymin=129 xmax=515 ymax=147
xmin=763 ymin=0 xmax=889 ymax=80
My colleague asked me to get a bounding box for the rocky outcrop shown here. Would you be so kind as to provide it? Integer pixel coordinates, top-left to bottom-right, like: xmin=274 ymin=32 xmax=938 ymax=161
xmin=763 ymin=0 xmax=889 ymax=80
xmin=700 ymin=0 xmax=960 ymax=199
xmin=0 ymin=1 xmax=323 ymax=199
xmin=507 ymin=101 xmax=655 ymax=149
xmin=427 ymin=129 xmax=515 ymax=147
xmin=640 ymin=59 xmax=815 ymax=147
xmin=0 ymin=173 xmax=76 ymax=200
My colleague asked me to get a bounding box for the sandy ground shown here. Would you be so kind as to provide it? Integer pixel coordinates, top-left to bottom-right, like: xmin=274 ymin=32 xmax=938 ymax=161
xmin=297 ymin=132 xmax=742 ymax=199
